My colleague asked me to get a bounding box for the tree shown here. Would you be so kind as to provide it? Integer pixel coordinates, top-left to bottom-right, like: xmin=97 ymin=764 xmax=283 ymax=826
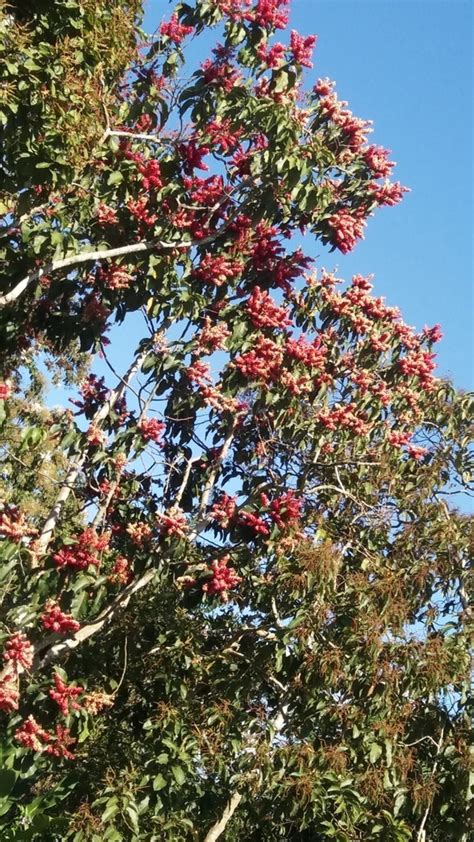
xmin=0 ymin=1 xmax=472 ymax=839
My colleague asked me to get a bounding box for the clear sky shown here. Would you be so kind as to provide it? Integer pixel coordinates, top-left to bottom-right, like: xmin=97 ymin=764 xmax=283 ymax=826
xmin=142 ymin=0 xmax=473 ymax=389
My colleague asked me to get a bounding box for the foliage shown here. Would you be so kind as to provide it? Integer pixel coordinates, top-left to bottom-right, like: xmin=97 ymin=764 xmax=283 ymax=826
xmin=0 ymin=1 xmax=472 ymax=840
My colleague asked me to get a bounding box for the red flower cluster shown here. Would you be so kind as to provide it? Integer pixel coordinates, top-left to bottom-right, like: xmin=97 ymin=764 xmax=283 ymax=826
xmin=261 ymin=490 xmax=302 ymax=529
xmin=327 ymin=208 xmax=367 ymax=254
xmin=197 ymin=317 xmax=231 ymax=353
xmin=86 ymin=423 xmax=107 ymax=447
xmin=108 ymin=556 xmax=132 ymax=585
xmin=286 ymin=335 xmax=326 ymax=369
xmin=0 ymin=672 xmax=19 ymax=713
xmin=290 ymin=30 xmax=317 ymax=68
xmin=233 ymin=336 xmax=283 ymax=382
xmin=256 ymin=41 xmax=286 ymax=69
xmin=160 ymin=13 xmax=194 ymax=44
xmin=399 ymin=350 xmax=437 ymax=390
xmin=49 ymin=673 xmax=83 ymax=716
xmin=179 ymin=140 xmax=210 ymax=174
xmin=0 ymin=381 xmax=12 ymax=399
xmin=139 ymin=159 xmax=162 ymax=191
xmin=202 ymin=555 xmax=242 ymax=601
xmin=53 ymin=529 xmax=109 ymax=571
xmin=363 ymin=145 xmax=395 ymax=178
xmin=127 ymin=197 xmax=157 ymax=228
xmin=253 ymin=0 xmax=289 ymax=30
xmin=41 ymin=601 xmax=80 ymax=635
xmin=209 ymin=493 xmax=237 ymax=527
xmin=15 ymin=716 xmax=76 ymax=759
xmin=158 ymin=507 xmax=188 ymax=539
xmin=137 ymin=417 xmax=166 ymax=443
xmin=238 ymin=511 xmax=270 ymax=536
xmin=4 ymin=632 xmax=34 ymax=671
xmin=96 ymin=204 xmax=118 ymax=225
xmin=0 ymin=505 xmax=37 ymax=542
xmin=186 ymin=360 xmax=212 ymax=385
xmin=318 ymin=404 xmax=371 ymax=436
xmin=371 ymin=181 xmax=410 ymax=207
xmin=0 ymin=633 xmax=33 ymax=712
xmin=205 ymin=119 xmax=242 ymax=154
xmin=193 ymin=253 xmax=244 ymax=287
xmin=70 ymin=374 xmax=109 ymax=417
xmin=97 ymin=264 xmax=132 ymax=291
xmin=246 ymin=286 xmax=292 ymax=330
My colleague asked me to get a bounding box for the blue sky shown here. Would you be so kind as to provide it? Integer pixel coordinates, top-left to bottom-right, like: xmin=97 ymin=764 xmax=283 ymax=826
xmin=142 ymin=0 xmax=473 ymax=389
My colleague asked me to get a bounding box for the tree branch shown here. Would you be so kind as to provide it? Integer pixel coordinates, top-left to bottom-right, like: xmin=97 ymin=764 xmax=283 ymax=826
xmin=203 ymin=792 xmax=243 ymax=842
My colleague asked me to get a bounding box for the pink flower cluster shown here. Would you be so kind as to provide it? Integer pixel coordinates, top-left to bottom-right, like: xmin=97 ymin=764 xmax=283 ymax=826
xmin=53 ymin=528 xmax=109 ymax=571
xmin=41 ymin=601 xmax=80 ymax=635
xmin=160 ymin=13 xmax=194 ymax=44
xmin=197 ymin=317 xmax=231 ymax=353
xmin=202 ymin=555 xmax=242 ymax=601
xmin=15 ymin=715 xmax=76 ymax=759
xmin=0 ymin=381 xmax=12 ymax=399
xmin=245 ymin=286 xmax=292 ymax=330
xmin=137 ymin=417 xmax=166 ymax=443
xmin=289 ymin=30 xmax=317 ymax=68
xmin=318 ymin=403 xmax=371 ymax=436
xmin=49 ymin=673 xmax=83 ymax=716
xmin=232 ymin=336 xmax=283 ymax=382
xmin=327 ymin=208 xmax=366 ymax=254
xmin=0 ymin=505 xmax=37 ymax=542
xmin=0 ymin=633 xmax=33 ymax=713
xmin=193 ymin=253 xmax=244 ymax=287
xmin=261 ymin=490 xmax=302 ymax=529
xmin=158 ymin=507 xmax=188 ymax=539
xmin=209 ymin=493 xmax=237 ymax=528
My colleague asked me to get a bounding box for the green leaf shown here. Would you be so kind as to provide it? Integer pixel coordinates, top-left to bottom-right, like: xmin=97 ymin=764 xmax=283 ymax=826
xmin=0 ymin=768 xmax=16 ymax=798
xmin=369 ymin=743 xmax=383 ymax=764
xmin=171 ymin=765 xmax=185 ymax=786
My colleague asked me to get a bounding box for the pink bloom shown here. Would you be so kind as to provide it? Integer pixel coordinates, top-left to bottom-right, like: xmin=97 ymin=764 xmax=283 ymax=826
xmin=160 ymin=13 xmax=194 ymax=44
xmin=289 ymin=30 xmax=317 ymax=68
xmin=49 ymin=673 xmax=83 ymax=717
xmin=245 ymin=286 xmax=292 ymax=330
xmin=0 ymin=381 xmax=12 ymax=399
xmin=15 ymin=716 xmax=51 ymax=752
xmin=137 ymin=417 xmax=166 ymax=443
xmin=41 ymin=601 xmax=80 ymax=635
xmin=0 ymin=672 xmax=19 ymax=713
xmin=4 ymin=633 xmax=34 ymax=671
xmin=202 ymin=555 xmax=242 ymax=602
xmin=363 ymin=145 xmax=395 ymax=178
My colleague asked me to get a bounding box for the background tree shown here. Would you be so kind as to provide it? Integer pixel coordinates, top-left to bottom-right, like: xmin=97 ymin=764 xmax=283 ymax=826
xmin=0 ymin=1 xmax=472 ymax=840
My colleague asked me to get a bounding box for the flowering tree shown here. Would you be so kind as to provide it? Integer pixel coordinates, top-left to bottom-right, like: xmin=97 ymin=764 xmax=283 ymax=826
xmin=0 ymin=1 xmax=472 ymax=840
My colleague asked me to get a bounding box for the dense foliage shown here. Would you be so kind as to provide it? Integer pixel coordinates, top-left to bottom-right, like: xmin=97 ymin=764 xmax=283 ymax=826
xmin=0 ymin=1 xmax=472 ymax=840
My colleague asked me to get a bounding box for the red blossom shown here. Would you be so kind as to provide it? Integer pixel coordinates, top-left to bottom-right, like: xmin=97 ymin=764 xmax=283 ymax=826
xmin=49 ymin=673 xmax=84 ymax=716
xmin=233 ymin=335 xmax=284 ymax=382
xmin=137 ymin=417 xmax=166 ymax=443
xmin=15 ymin=716 xmax=51 ymax=752
xmin=4 ymin=633 xmax=34 ymax=671
xmin=0 ymin=673 xmax=19 ymax=713
xmin=363 ymin=145 xmax=395 ymax=178
xmin=238 ymin=511 xmax=270 ymax=536
xmin=245 ymin=286 xmax=292 ymax=330
xmin=158 ymin=507 xmax=188 ymax=539
xmin=179 ymin=140 xmax=210 ymax=174
xmin=252 ymin=0 xmax=289 ymax=30
xmin=160 ymin=13 xmax=194 ymax=44
xmin=209 ymin=493 xmax=237 ymax=527
xmin=193 ymin=253 xmax=244 ymax=287
xmin=96 ymin=204 xmax=118 ymax=225
xmin=0 ymin=381 xmax=12 ymax=399
xmin=328 ymin=208 xmax=367 ymax=253
xmin=202 ymin=555 xmax=242 ymax=601
xmin=108 ymin=556 xmax=132 ymax=585
xmin=41 ymin=601 xmax=80 ymax=635
xmin=197 ymin=317 xmax=231 ymax=353
xmin=289 ymin=30 xmax=317 ymax=68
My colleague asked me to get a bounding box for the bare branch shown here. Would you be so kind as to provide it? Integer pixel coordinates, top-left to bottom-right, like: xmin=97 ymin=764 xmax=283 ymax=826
xmin=203 ymin=792 xmax=243 ymax=842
